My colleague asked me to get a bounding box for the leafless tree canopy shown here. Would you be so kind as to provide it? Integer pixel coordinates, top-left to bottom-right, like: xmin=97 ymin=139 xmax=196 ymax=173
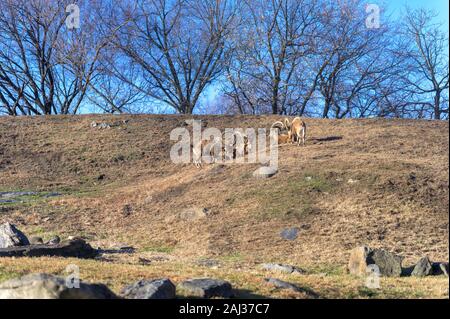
xmin=0 ymin=0 xmax=448 ymax=119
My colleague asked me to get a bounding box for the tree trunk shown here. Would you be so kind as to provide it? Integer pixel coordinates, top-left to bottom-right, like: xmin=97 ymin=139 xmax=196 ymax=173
xmin=322 ymin=99 xmax=331 ymax=118
xmin=271 ymin=77 xmax=280 ymax=114
xmin=434 ymin=90 xmax=441 ymax=120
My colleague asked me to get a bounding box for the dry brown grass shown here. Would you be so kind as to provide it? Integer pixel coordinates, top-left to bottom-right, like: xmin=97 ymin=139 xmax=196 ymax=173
xmin=0 ymin=115 xmax=448 ymax=298
xmin=0 ymin=256 xmax=447 ymax=299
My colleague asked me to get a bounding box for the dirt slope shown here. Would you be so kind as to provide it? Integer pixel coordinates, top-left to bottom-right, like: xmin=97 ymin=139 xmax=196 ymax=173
xmin=0 ymin=115 xmax=448 ymax=268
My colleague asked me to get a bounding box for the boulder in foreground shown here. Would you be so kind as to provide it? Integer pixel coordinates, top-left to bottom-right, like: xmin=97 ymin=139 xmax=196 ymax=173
xmin=348 ymin=246 xmax=403 ymax=277
xmin=178 ymin=278 xmax=233 ymax=298
xmin=0 ymin=273 xmax=116 ymax=299
xmin=121 ymin=278 xmax=175 ymax=299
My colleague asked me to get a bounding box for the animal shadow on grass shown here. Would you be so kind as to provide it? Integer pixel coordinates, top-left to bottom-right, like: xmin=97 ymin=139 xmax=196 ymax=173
xmin=310 ymin=136 xmax=343 ymax=144
xmin=233 ymin=289 xmax=268 ymax=299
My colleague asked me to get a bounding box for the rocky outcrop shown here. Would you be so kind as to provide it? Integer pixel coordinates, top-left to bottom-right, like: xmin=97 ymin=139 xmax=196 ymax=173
xmin=0 ymin=238 xmax=97 ymax=258
xmin=0 ymin=273 xmax=117 ymax=299
xmin=348 ymin=246 xmax=448 ymax=278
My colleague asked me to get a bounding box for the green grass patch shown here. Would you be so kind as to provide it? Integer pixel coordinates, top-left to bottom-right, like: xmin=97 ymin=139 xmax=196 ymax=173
xmin=0 ymin=267 xmax=20 ymax=284
xmin=219 ymin=252 xmax=244 ymax=262
xmin=0 ymin=191 xmax=64 ymax=208
xmin=243 ymin=173 xmax=333 ymax=221
xmin=141 ymin=244 xmax=175 ymax=254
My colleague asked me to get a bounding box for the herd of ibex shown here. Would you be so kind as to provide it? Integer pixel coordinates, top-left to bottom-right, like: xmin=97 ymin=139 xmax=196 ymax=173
xmin=191 ymin=117 xmax=307 ymax=168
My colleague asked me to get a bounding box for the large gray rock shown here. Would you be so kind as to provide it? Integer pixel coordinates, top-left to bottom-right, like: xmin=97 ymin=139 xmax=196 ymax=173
xmin=348 ymin=246 xmax=403 ymax=277
xmin=411 ymin=257 xmax=433 ymax=277
xmin=0 ymin=273 xmax=117 ymax=299
xmin=0 ymin=222 xmax=30 ymax=248
xmin=178 ymin=278 xmax=233 ymax=298
xmin=0 ymin=238 xmax=97 ymax=258
xmin=253 ymin=166 xmax=278 ymax=179
xmin=121 ymin=278 xmax=175 ymax=299
xmin=260 ymin=263 xmax=306 ymax=274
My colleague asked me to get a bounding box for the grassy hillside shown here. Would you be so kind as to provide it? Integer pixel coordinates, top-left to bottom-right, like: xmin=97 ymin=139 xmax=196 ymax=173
xmin=0 ymin=115 xmax=448 ymax=298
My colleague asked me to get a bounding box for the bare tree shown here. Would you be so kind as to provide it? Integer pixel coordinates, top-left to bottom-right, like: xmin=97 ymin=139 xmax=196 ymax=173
xmin=87 ymin=47 xmax=147 ymax=114
xmin=308 ymin=1 xmax=397 ymax=118
xmin=0 ymin=0 xmax=117 ymax=115
xmin=1 ymin=0 xmax=447 ymax=120
xmin=113 ymin=0 xmax=238 ymax=114
xmin=400 ymin=8 xmax=449 ymax=120
xmin=223 ymin=0 xmax=319 ymax=115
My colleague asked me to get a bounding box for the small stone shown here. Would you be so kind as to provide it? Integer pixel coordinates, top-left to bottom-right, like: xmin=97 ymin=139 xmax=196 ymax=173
xmin=411 ymin=257 xmax=433 ymax=277
xmin=260 ymin=263 xmax=306 ymax=274
xmin=0 ymin=222 xmax=30 ymax=248
xmin=122 ymin=204 xmax=133 ymax=217
xmin=46 ymin=236 xmax=61 ymax=245
xmin=253 ymin=166 xmax=278 ymax=179
xmin=121 ymin=278 xmax=175 ymax=299
xmin=347 ymin=179 xmax=358 ymax=184
xmin=178 ymin=207 xmax=210 ymax=221
xmin=178 ymin=278 xmax=233 ymax=298
xmin=280 ymin=227 xmax=299 ymax=240
xmin=29 ymin=236 xmax=44 ymax=245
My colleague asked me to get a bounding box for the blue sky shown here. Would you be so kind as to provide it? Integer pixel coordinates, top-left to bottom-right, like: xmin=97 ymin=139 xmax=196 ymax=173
xmin=387 ymin=0 xmax=449 ymax=30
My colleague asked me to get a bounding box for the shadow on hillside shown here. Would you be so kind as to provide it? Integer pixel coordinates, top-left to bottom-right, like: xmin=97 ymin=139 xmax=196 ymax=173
xmin=174 ymin=290 xmax=267 ymax=299
xmin=233 ymin=289 xmax=268 ymax=299
xmin=310 ymin=136 xmax=343 ymax=143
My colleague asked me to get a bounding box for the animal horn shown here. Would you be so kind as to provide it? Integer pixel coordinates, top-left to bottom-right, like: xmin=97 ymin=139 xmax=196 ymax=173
xmin=284 ymin=118 xmax=291 ymax=129
xmin=271 ymin=121 xmax=285 ymax=132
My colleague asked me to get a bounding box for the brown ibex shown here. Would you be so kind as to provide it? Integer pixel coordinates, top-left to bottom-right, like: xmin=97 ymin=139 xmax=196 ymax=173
xmin=285 ymin=117 xmax=306 ymax=146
